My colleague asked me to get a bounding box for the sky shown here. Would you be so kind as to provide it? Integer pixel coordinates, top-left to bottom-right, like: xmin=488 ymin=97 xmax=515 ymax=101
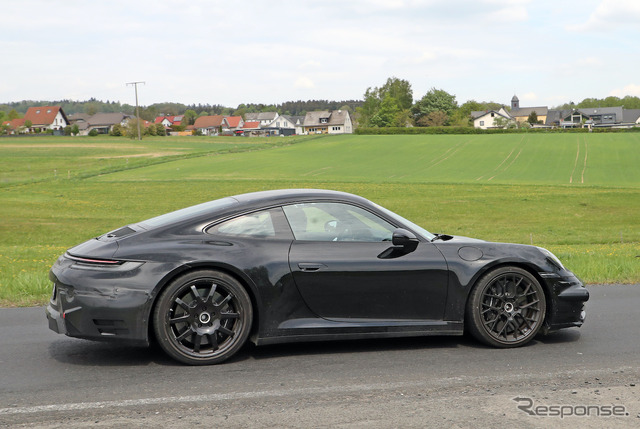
xmin=1 ymin=0 xmax=639 ymax=109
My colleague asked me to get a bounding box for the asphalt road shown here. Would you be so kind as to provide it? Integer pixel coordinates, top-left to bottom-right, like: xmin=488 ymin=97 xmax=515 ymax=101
xmin=1 ymin=284 xmax=639 ymax=428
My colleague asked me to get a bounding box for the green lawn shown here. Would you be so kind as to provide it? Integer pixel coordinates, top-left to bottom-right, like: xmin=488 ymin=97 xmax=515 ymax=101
xmin=1 ymin=134 xmax=638 ymax=306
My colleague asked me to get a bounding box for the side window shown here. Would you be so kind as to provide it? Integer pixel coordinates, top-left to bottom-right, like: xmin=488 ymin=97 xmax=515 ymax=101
xmin=282 ymin=202 xmax=395 ymax=242
xmin=207 ymin=208 xmax=291 ymax=239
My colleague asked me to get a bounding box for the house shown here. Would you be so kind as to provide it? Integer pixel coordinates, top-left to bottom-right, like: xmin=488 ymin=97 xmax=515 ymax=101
xmin=154 ymin=115 xmax=184 ymax=130
xmin=244 ymin=112 xmax=279 ymax=127
xmin=289 ymin=116 xmax=305 ymax=135
xmin=67 ymin=113 xmax=90 ymax=134
xmin=302 ymin=110 xmax=353 ymax=134
xmin=509 ymin=95 xmax=548 ymax=124
xmin=24 ymin=106 xmax=69 ymax=133
xmin=550 ymin=107 xmax=640 ymax=129
xmin=623 ymin=109 xmax=640 ymax=126
xmin=471 ymin=107 xmax=514 ymax=129
xmin=240 ymin=121 xmax=262 ymax=136
xmin=83 ymin=113 xmax=132 ymax=135
xmin=193 ymin=115 xmax=224 ymax=136
xmin=222 ymin=116 xmax=244 ymax=134
xmin=1 ymin=118 xmax=27 ymax=134
xmin=263 ymin=114 xmax=298 ymax=136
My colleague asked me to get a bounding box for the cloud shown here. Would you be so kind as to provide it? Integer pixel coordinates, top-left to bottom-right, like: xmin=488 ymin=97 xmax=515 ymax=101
xmin=520 ymin=92 xmax=538 ymax=103
xmin=568 ymin=0 xmax=640 ymax=31
xmin=294 ymin=77 xmax=315 ymax=89
xmin=609 ymin=84 xmax=640 ymax=98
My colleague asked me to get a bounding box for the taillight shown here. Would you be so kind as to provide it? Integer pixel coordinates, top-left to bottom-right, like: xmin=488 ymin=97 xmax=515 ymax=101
xmin=66 ymin=253 xmax=123 ymax=265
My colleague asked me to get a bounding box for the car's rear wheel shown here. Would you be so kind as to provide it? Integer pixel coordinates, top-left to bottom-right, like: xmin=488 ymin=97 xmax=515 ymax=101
xmin=153 ymin=270 xmax=252 ymax=365
xmin=466 ymin=266 xmax=546 ymax=348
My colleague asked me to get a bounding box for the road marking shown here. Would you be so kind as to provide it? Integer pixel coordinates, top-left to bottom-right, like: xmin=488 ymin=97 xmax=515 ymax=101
xmin=0 ymin=381 xmax=425 ymax=416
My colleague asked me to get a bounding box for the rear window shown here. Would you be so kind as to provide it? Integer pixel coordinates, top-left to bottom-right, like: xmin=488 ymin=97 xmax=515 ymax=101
xmin=140 ymin=197 xmax=238 ymax=228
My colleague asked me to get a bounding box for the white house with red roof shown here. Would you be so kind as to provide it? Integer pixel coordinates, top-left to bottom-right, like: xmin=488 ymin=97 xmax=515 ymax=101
xmin=193 ymin=115 xmax=224 ymax=136
xmin=222 ymin=116 xmax=244 ymax=133
xmin=24 ymin=106 xmax=69 ymax=132
xmin=154 ymin=115 xmax=184 ymax=129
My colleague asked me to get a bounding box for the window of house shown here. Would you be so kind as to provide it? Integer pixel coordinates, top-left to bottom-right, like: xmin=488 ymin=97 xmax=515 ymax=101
xmin=320 ymin=118 xmax=328 ymax=124
xmin=36 ymin=110 xmax=40 ymax=114
xmin=480 ymin=121 xmax=485 ymax=126
xmin=491 ymin=113 xmax=495 ymax=117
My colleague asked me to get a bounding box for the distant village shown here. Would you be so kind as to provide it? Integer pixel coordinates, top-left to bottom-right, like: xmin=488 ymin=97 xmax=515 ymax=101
xmin=3 ymin=94 xmax=640 ymax=137
xmin=1 ymin=107 xmax=353 ymax=137
xmin=472 ymin=95 xmax=640 ymax=130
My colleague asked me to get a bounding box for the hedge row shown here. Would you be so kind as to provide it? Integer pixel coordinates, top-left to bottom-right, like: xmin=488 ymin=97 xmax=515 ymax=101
xmin=354 ymin=126 xmax=640 ymax=135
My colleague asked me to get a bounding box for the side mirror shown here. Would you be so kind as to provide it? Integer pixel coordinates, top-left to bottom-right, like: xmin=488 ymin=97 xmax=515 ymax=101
xmin=392 ymin=228 xmax=419 ymax=253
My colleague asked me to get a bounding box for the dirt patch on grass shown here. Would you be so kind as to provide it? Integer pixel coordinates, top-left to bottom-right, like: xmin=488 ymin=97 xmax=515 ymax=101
xmin=90 ymin=152 xmax=179 ymax=159
xmin=0 ymin=144 xmax=144 ymax=149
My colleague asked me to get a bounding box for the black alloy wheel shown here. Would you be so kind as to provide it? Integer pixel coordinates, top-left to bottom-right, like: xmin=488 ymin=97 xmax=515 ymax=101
xmin=153 ymin=270 xmax=252 ymax=365
xmin=467 ymin=266 xmax=546 ymax=348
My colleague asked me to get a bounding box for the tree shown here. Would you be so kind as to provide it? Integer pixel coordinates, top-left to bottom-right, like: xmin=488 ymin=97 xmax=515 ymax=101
xmin=527 ymin=111 xmax=540 ymax=124
xmin=379 ymin=77 xmax=413 ymax=110
xmin=412 ymin=88 xmax=458 ymax=125
xmin=370 ymin=94 xmax=401 ymax=127
xmin=125 ymin=119 xmax=143 ymax=139
xmin=416 ymin=110 xmax=448 ymax=127
xmin=493 ymin=116 xmax=510 ymax=128
xmin=71 ymin=124 xmax=79 ymax=136
xmin=8 ymin=109 xmax=20 ymax=120
xmin=356 ymin=77 xmax=413 ymax=127
xmin=183 ymin=109 xmax=197 ymax=125
xmin=155 ymin=123 xmax=166 ymax=136
xmin=110 ymin=124 xmax=124 ymax=136
xmin=84 ymin=103 xmax=99 ymax=116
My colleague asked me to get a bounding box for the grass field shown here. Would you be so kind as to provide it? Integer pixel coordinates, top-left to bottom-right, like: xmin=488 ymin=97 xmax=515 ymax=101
xmin=1 ymin=133 xmax=638 ymax=306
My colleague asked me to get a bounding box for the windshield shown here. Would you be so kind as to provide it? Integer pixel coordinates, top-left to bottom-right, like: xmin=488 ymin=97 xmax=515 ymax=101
xmin=140 ymin=197 xmax=238 ymax=228
xmin=373 ymin=203 xmax=436 ymax=241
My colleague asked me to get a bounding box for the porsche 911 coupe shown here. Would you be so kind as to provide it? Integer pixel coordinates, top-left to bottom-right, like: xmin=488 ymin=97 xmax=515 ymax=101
xmin=46 ymin=189 xmax=588 ymax=365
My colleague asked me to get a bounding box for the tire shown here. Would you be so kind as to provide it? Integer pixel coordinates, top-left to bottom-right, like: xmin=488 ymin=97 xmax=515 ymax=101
xmin=466 ymin=266 xmax=546 ymax=348
xmin=153 ymin=270 xmax=252 ymax=365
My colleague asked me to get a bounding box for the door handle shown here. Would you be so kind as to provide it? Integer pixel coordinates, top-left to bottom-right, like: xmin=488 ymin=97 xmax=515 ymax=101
xmin=297 ymin=263 xmax=327 ymax=272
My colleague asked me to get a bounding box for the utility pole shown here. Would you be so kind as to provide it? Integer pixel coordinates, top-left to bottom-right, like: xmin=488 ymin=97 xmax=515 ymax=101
xmin=126 ymin=81 xmax=145 ymax=140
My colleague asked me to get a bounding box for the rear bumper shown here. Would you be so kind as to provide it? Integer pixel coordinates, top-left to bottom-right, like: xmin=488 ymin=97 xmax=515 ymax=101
xmin=44 ymin=255 xmax=171 ymax=346
xmin=45 ymin=281 xmax=151 ymax=346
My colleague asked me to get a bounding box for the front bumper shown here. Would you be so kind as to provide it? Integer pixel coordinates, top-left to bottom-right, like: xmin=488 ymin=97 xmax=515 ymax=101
xmin=540 ymin=272 xmax=589 ymax=331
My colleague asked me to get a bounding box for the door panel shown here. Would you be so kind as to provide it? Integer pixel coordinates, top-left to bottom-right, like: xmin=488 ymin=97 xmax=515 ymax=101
xmin=289 ymin=241 xmax=448 ymax=321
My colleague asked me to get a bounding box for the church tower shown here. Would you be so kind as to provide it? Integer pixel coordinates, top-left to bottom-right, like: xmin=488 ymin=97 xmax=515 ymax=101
xmin=511 ymin=95 xmax=520 ymax=110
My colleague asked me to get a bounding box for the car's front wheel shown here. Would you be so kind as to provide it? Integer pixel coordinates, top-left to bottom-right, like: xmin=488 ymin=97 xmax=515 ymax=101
xmin=466 ymin=266 xmax=546 ymax=348
xmin=153 ymin=270 xmax=252 ymax=365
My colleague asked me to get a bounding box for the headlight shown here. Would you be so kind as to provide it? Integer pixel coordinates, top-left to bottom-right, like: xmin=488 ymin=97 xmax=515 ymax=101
xmin=537 ymin=247 xmax=565 ymax=270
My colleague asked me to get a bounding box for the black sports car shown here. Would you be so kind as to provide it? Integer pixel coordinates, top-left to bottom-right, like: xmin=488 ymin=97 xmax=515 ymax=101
xmin=46 ymin=189 xmax=588 ymax=365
